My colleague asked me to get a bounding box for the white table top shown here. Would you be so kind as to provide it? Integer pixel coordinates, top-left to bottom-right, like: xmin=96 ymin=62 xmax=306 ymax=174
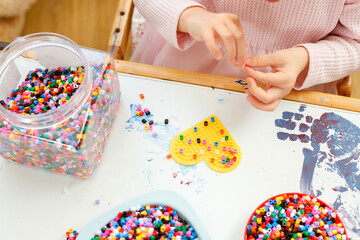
xmin=1 ymin=73 xmax=359 ymax=240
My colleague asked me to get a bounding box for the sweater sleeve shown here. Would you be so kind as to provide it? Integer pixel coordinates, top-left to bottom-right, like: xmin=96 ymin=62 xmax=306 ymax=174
xmin=295 ymin=0 xmax=360 ymax=90
xmin=133 ymin=0 xmax=206 ymax=50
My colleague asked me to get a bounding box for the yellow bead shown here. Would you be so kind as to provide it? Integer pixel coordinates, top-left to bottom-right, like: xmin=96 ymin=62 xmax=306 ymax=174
xmin=160 ymin=225 xmax=166 ymax=232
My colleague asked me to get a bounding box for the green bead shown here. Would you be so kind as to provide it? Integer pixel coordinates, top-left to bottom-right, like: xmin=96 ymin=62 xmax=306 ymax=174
xmin=0 ymin=122 xmax=4 ymax=128
xmin=180 ymin=135 xmax=184 ymax=140
xmin=225 ymin=135 xmax=229 ymax=140
xmin=68 ymin=78 xmax=73 ymax=83
xmin=66 ymin=96 xmax=70 ymax=100
xmin=42 ymin=107 xmax=47 ymax=111
xmin=226 ymin=157 xmax=230 ymax=162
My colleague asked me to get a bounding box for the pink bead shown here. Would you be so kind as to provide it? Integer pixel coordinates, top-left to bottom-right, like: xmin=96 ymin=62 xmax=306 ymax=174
xmin=207 ymin=146 xmax=211 ymax=151
xmin=222 ymin=146 xmax=226 ymax=151
xmin=144 ymin=108 xmax=148 ymax=112
xmin=149 ymin=125 xmax=153 ymax=130
xmin=202 ymin=139 xmax=207 ymax=144
xmin=137 ymin=106 xmax=142 ymax=111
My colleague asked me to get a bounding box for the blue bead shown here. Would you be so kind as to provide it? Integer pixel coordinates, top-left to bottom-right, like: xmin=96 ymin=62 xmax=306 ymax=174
xmin=211 ymin=117 xmax=215 ymax=122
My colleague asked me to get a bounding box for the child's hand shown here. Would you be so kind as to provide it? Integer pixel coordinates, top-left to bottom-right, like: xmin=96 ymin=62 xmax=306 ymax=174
xmin=178 ymin=7 xmax=246 ymax=67
xmin=244 ymin=47 xmax=309 ymax=111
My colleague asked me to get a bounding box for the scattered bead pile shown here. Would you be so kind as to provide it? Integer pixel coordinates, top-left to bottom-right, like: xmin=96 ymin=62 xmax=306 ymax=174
xmin=134 ymin=103 xmax=172 ymax=136
xmin=90 ymin=205 xmax=198 ymax=240
xmin=66 ymin=228 xmax=79 ymax=240
xmin=246 ymin=193 xmax=347 ymax=240
xmin=1 ymin=66 xmax=84 ymax=115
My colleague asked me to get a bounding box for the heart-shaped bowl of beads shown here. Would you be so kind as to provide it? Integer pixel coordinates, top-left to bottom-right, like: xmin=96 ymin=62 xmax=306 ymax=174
xmin=75 ymin=190 xmax=210 ymax=240
xmin=244 ymin=193 xmax=348 ymax=240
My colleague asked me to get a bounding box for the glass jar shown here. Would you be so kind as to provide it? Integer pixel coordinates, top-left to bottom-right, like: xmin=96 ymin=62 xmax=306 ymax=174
xmin=0 ymin=33 xmax=121 ymax=178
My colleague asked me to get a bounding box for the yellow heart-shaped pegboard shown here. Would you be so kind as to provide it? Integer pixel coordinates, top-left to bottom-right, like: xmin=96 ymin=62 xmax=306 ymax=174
xmin=170 ymin=115 xmax=241 ymax=172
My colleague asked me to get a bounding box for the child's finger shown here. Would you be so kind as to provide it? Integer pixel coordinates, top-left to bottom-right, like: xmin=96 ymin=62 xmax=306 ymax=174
xmin=246 ymin=94 xmax=281 ymax=112
xmin=203 ymin=30 xmax=222 ymax=60
xmin=214 ymin=25 xmax=236 ymax=63
xmin=246 ymin=53 xmax=283 ymax=68
xmin=225 ymin=21 xmax=246 ymax=67
xmin=246 ymin=77 xmax=284 ymax=104
xmin=244 ymin=66 xmax=285 ymax=87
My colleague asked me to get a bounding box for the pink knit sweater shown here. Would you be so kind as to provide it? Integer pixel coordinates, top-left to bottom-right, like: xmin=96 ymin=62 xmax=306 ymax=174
xmin=131 ymin=0 xmax=360 ymax=93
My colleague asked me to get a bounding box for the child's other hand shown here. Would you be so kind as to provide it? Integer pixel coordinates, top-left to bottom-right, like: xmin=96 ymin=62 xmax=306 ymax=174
xmin=244 ymin=47 xmax=309 ymax=111
xmin=178 ymin=7 xmax=246 ymax=68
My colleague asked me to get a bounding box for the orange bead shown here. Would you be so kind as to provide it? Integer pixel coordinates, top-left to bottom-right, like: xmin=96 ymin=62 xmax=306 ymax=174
xmin=166 ymin=154 xmax=172 ymax=159
xmin=140 ymin=93 xmax=144 ymax=99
